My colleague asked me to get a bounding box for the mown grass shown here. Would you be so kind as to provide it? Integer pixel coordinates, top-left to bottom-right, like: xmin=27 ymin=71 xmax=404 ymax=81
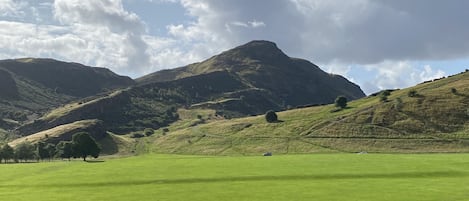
xmin=1 ymin=154 xmax=469 ymax=201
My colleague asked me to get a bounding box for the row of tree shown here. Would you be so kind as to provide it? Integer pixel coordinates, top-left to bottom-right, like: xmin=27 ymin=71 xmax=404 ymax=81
xmin=0 ymin=132 xmax=101 ymax=163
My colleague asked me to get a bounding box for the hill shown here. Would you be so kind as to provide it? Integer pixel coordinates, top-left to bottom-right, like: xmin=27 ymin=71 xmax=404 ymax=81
xmin=13 ymin=41 xmax=364 ymax=137
xmin=146 ymin=70 xmax=469 ymax=154
xmin=0 ymin=58 xmax=134 ymax=130
xmin=137 ymin=40 xmax=365 ymax=115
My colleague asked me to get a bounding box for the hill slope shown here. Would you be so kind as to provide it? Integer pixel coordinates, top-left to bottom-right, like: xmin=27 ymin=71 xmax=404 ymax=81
xmin=148 ymin=70 xmax=469 ymax=154
xmin=0 ymin=58 xmax=134 ymax=130
xmin=138 ymin=40 xmax=365 ymax=114
xmin=14 ymin=41 xmax=364 ymax=137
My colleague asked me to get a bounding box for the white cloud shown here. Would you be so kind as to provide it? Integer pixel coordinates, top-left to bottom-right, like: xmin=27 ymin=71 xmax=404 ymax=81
xmin=249 ymin=20 xmax=266 ymax=28
xmin=412 ymin=65 xmax=446 ymax=83
xmin=0 ymin=0 xmax=26 ymax=17
xmin=363 ymin=61 xmax=446 ymax=93
xmin=0 ymin=0 xmax=467 ymax=85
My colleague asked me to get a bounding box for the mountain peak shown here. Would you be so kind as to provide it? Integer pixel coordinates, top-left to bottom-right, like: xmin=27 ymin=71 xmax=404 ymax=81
xmin=223 ymin=40 xmax=288 ymax=62
xmin=238 ymin=40 xmax=278 ymax=49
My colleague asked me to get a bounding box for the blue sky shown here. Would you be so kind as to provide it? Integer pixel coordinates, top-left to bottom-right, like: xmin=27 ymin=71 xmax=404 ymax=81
xmin=1 ymin=0 xmax=469 ymax=94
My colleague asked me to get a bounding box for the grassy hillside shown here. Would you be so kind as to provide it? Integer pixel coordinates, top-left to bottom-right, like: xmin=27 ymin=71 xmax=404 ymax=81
xmin=1 ymin=154 xmax=469 ymax=201
xmin=146 ymin=71 xmax=469 ymax=154
xmin=137 ymin=40 xmax=365 ymax=116
xmin=0 ymin=58 xmax=134 ymax=131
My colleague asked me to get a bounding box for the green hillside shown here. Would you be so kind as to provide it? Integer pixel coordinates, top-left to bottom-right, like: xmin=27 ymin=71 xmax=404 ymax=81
xmin=11 ymin=41 xmax=364 ymax=140
xmin=146 ymin=70 xmax=469 ymax=154
xmin=0 ymin=58 xmax=134 ymax=131
xmin=9 ymin=69 xmax=469 ymax=155
xmin=137 ymin=40 xmax=365 ymax=114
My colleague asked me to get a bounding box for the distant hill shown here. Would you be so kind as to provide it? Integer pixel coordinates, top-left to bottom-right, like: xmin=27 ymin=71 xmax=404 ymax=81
xmin=0 ymin=58 xmax=134 ymax=129
xmin=138 ymin=40 xmax=365 ymax=114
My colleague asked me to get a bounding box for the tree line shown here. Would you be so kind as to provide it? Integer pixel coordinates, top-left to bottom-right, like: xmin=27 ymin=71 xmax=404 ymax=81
xmin=0 ymin=132 xmax=101 ymax=163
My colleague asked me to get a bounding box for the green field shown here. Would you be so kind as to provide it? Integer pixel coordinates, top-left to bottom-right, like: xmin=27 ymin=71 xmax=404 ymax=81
xmin=1 ymin=154 xmax=469 ymax=201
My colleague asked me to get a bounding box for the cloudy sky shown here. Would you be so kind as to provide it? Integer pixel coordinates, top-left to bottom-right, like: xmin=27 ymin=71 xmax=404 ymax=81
xmin=1 ymin=0 xmax=469 ymax=94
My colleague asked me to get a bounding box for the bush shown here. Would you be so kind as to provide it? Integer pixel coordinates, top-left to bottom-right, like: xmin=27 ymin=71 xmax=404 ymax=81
xmin=334 ymin=96 xmax=347 ymax=109
xmin=394 ymin=97 xmax=403 ymax=111
xmin=143 ymin=128 xmax=154 ymax=136
xmin=265 ymin=110 xmax=278 ymax=123
xmin=379 ymin=90 xmax=391 ymax=102
xmin=130 ymin=133 xmax=145 ymax=138
xmin=408 ymin=90 xmax=417 ymax=97
xmin=451 ymin=88 xmax=457 ymax=94
xmin=380 ymin=94 xmax=388 ymax=102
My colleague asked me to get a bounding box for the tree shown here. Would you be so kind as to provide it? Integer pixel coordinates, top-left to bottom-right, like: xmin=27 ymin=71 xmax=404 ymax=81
xmin=71 ymin=132 xmax=101 ymax=161
xmin=0 ymin=144 xmax=14 ymax=163
xmin=0 ymin=145 xmax=4 ymax=163
xmin=335 ymin=96 xmax=347 ymax=109
xmin=265 ymin=110 xmax=278 ymax=123
xmin=36 ymin=142 xmax=48 ymax=161
xmin=56 ymin=141 xmax=73 ymax=161
xmin=45 ymin=143 xmax=56 ymax=161
xmin=451 ymin=88 xmax=458 ymax=94
xmin=14 ymin=142 xmax=35 ymax=162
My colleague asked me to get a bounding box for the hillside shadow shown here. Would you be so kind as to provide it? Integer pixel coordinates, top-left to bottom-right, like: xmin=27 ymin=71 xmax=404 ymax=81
xmin=3 ymin=170 xmax=466 ymax=188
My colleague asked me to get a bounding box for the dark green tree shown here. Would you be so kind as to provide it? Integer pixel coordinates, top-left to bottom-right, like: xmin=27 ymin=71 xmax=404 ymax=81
xmin=45 ymin=143 xmax=56 ymax=161
xmin=36 ymin=142 xmax=48 ymax=161
xmin=335 ymin=96 xmax=347 ymax=109
xmin=56 ymin=141 xmax=73 ymax=161
xmin=451 ymin=88 xmax=458 ymax=94
xmin=265 ymin=110 xmax=278 ymax=123
xmin=0 ymin=144 xmax=14 ymax=163
xmin=14 ymin=142 xmax=35 ymax=162
xmin=71 ymin=132 xmax=101 ymax=161
xmin=0 ymin=144 xmax=4 ymax=163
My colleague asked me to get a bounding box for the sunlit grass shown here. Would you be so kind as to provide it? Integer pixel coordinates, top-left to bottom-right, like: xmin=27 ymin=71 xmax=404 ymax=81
xmin=1 ymin=154 xmax=469 ymax=201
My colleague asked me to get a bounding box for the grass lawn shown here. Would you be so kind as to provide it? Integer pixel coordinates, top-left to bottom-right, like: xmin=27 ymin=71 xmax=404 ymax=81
xmin=1 ymin=153 xmax=469 ymax=201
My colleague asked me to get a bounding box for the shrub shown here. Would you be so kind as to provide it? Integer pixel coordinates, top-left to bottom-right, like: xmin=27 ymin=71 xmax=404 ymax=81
xmin=451 ymin=88 xmax=457 ymax=94
xmin=334 ymin=96 xmax=347 ymax=109
xmin=408 ymin=90 xmax=417 ymax=97
xmin=265 ymin=110 xmax=278 ymax=123
xmin=394 ymin=97 xmax=403 ymax=111
xmin=130 ymin=133 xmax=145 ymax=138
xmin=143 ymin=128 xmax=154 ymax=136
xmin=379 ymin=90 xmax=391 ymax=102
xmin=380 ymin=94 xmax=388 ymax=102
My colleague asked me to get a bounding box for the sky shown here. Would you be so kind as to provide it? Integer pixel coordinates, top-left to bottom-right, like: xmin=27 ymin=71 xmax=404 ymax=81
xmin=1 ymin=0 xmax=469 ymax=94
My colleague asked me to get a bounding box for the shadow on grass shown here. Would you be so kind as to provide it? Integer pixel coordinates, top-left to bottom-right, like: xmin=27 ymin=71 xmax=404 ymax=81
xmin=3 ymin=171 xmax=468 ymax=188
xmin=85 ymin=160 xmax=105 ymax=163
